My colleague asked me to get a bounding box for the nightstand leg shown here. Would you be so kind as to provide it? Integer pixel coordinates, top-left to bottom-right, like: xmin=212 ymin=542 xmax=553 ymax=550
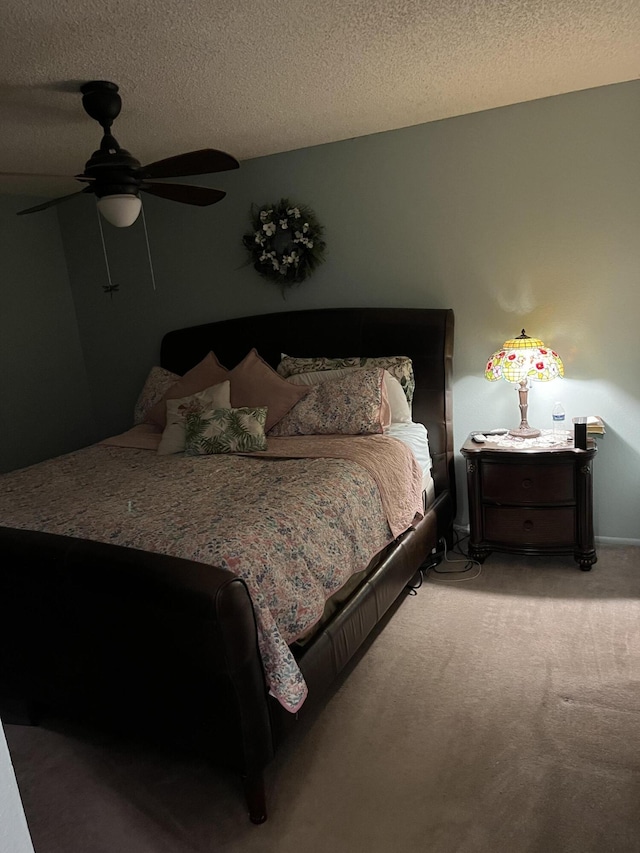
xmin=576 ymin=460 xmax=596 ymax=571
xmin=576 ymin=550 xmax=597 ymax=571
xmin=469 ymin=546 xmax=491 ymax=564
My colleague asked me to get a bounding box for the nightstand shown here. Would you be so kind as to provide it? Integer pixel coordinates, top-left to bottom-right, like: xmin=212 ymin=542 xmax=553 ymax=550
xmin=461 ymin=434 xmax=597 ymax=570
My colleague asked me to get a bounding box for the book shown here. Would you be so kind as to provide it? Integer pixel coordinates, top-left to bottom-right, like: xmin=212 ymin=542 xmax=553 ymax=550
xmin=572 ymin=415 xmax=605 ymax=435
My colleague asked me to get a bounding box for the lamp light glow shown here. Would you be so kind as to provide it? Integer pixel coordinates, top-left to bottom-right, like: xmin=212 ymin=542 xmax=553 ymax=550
xmin=97 ymin=194 xmax=142 ymax=227
xmin=485 ymin=330 xmax=564 ymax=438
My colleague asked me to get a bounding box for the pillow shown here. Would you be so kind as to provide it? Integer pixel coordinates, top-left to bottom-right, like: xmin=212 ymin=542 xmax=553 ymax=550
xmin=185 ymin=407 xmax=268 ymax=454
xmin=287 ymin=367 xmax=411 ymax=424
xmin=228 ymin=349 xmax=309 ymax=432
xmin=133 ymin=366 xmax=180 ymax=425
xmin=157 ymin=380 xmax=231 ymax=456
xmin=382 ymin=372 xmax=412 ymax=423
xmin=277 ymin=353 xmax=415 ymax=407
xmin=145 ymin=352 xmax=229 ymax=429
xmin=269 ymin=367 xmax=388 ymax=436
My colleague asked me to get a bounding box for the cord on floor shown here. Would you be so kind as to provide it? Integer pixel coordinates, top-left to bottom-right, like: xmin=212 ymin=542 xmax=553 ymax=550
xmin=426 ymin=530 xmax=482 ymax=583
xmin=405 ymin=571 xmax=423 ymax=594
xmin=406 ymin=530 xmax=482 ymax=593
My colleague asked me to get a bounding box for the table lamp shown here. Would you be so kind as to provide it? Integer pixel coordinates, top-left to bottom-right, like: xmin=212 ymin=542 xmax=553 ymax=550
xmin=485 ymin=330 xmax=564 ymax=438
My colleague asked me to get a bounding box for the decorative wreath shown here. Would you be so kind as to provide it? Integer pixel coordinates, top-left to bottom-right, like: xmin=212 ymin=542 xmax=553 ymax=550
xmin=242 ymin=198 xmax=326 ymax=288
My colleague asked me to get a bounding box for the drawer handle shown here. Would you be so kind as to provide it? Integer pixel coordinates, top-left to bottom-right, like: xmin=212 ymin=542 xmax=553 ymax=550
xmin=522 ymin=478 xmax=533 ymax=489
xmin=523 ymin=520 xmax=534 ymax=531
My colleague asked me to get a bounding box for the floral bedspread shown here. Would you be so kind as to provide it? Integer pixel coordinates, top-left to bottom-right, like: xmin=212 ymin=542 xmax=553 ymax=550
xmin=0 ymin=438 xmax=421 ymax=712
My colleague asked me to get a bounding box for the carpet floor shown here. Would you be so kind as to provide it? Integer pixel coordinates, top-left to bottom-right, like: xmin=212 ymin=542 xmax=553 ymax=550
xmin=5 ymin=544 xmax=640 ymax=853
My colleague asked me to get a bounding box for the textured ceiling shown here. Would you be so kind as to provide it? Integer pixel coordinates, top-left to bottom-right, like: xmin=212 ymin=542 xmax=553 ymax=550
xmin=1 ymin=0 xmax=638 ymax=196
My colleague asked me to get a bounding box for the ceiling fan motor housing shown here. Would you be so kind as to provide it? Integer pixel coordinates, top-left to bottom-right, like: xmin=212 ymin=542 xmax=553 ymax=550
xmin=91 ymin=177 xmax=141 ymax=199
xmin=84 ymin=143 xmax=143 ymax=198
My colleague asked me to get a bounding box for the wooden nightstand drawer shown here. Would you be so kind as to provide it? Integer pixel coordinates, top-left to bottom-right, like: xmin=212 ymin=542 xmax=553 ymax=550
xmin=484 ymin=507 xmax=576 ymax=546
xmin=481 ymin=461 xmax=574 ymax=504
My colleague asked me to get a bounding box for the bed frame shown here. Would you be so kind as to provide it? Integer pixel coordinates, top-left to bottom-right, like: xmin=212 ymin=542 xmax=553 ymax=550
xmin=0 ymin=307 xmax=455 ymax=823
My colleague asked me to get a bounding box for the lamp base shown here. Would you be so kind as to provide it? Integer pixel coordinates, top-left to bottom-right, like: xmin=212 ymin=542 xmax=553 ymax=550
xmin=511 ymin=379 xmax=541 ymax=438
xmin=509 ymin=426 xmax=541 ymax=438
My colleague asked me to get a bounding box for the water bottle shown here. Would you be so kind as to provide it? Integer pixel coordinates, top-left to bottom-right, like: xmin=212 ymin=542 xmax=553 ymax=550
xmin=552 ymin=401 xmax=565 ymax=437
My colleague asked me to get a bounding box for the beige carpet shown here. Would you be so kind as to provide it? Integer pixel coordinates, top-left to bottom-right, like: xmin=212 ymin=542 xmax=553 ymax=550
xmin=5 ymin=545 xmax=640 ymax=853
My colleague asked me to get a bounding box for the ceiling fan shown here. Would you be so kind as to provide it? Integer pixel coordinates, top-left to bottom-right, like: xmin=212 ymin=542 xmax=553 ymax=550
xmin=4 ymin=81 xmax=239 ymax=227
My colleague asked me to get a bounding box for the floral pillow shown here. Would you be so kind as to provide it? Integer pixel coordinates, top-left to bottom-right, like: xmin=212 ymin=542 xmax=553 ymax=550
xmin=133 ymin=366 xmax=180 ymax=425
xmin=185 ymin=407 xmax=268 ymax=454
xmin=157 ymin=380 xmax=231 ymax=455
xmin=144 ymin=352 xmax=230 ymax=429
xmin=277 ymin=353 xmax=415 ymax=407
xmin=286 ymin=367 xmax=411 ymax=424
xmin=269 ymin=367 xmax=387 ymax=436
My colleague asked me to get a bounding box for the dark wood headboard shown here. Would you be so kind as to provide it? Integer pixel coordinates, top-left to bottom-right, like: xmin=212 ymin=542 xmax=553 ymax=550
xmin=161 ymin=308 xmax=455 ymax=500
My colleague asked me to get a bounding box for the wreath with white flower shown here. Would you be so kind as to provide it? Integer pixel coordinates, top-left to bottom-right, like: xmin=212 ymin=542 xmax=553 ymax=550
xmin=243 ymin=198 xmax=326 ymax=288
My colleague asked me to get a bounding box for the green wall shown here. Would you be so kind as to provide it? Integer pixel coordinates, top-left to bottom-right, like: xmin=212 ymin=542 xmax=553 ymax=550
xmin=49 ymin=79 xmax=640 ymax=541
xmin=0 ymin=196 xmax=95 ymax=472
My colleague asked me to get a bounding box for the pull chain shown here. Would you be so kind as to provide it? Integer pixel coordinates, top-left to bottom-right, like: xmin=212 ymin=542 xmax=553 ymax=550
xmin=140 ymin=201 xmax=157 ymax=292
xmin=96 ymin=205 xmax=119 ymax=297
xmin=96 ymin=200 xmax=156 ymax=295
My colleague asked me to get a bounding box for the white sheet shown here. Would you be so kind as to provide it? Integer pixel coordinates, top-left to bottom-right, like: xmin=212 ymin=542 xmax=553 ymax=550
xmin=383 ymin=421 xmax=433 ymax=497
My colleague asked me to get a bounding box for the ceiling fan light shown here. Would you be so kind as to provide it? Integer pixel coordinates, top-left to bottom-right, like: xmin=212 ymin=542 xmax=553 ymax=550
xmin=97 ymin=194 xmax=142 ymax=227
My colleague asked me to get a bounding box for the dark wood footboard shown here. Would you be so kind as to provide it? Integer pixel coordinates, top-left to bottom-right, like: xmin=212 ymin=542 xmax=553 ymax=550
xmin=0 ymin=527 xmax=275 ymax=789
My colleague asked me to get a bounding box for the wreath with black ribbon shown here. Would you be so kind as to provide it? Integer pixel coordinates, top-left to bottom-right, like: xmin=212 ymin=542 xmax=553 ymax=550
xmin=242 ymin=198 xmax=326 ymax=288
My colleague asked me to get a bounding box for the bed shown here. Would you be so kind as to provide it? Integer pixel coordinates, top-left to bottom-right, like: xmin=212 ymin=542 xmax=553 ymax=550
xmin=0 ymin=307 xmax=455 ymax=823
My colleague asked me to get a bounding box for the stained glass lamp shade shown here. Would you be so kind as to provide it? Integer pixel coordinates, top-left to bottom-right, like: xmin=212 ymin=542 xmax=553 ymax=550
xmin=485 ymin=330 xmax=564 ymax=438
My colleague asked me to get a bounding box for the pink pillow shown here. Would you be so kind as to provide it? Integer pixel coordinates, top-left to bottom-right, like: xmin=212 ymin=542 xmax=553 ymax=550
xmin=145 ymin=352 xmax=229 ymax=428
xmin=229 ymin=349 xmax=309 ymax=432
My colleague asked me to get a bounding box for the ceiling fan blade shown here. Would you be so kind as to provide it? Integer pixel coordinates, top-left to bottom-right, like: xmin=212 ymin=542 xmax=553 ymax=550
xmin=142 ymin=149 xmax=239 ymax=180
xmin=0 ymin=171 xmax=78 ymax=180
xmin=141 ymin=182 xmax=226 ymax=206
xmin=17 ymin=186 xmax=94 ymax=216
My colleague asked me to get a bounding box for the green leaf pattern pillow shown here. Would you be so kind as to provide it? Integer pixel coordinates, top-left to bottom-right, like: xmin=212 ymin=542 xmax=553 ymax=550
xmin=185 ymin=407 xmax=268 ymax=454
xmin=277 ymin=353 xmax=415 ymax=406
xmin=157 ymin=380 xmax=231 ymax=456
